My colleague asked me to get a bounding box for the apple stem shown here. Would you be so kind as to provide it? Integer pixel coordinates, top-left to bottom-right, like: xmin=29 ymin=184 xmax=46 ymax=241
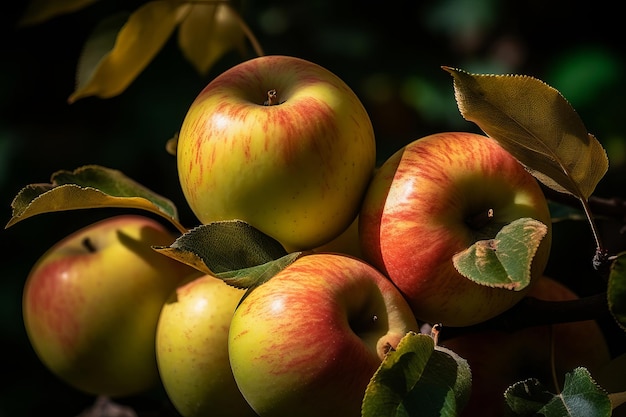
xmin=82 ymin=237 xmax=97 ymax=253
xmin=466 ymin=208 xmax=494 ymax=230
xmin=264 ymin=89 xmax=279 ymax=106
xmin=430 ymin=323 xmax=442 ymax=345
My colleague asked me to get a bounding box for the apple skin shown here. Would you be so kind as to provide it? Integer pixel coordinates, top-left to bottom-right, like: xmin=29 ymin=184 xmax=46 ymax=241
xmin=228 ymin=253 xmax=419 ymax=417
xmin=313 ymin=215 xmax=364 ymax=259
xmin=22 ymin=215 xmax=196 ymax=397
xmin=442 ymin=276 xmax=612 ymax=417
xmin=156 ymin=275 xmax=257 ymax=417
xmin=359 ymin=131 xmax=552 ymax=327
xmin=177 ymin=55 xmax=376 ymax=252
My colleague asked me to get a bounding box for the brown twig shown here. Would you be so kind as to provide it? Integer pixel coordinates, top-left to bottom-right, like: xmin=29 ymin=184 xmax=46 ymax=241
xmin=438 ymin=292 xmax=610 ymax=340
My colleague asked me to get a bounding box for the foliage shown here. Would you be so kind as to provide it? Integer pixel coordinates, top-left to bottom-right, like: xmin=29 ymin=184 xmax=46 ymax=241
xmin=18 ymin=0 xmax=255 ymax=103
xmin=6 ymin=1 xmax=626 ymax=416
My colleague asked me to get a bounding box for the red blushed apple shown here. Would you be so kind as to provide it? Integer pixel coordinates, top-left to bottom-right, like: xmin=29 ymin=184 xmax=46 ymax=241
xmin=442 ymin=276 xmax=612 ymax=417
xmin=22 ymin=215 xmax=196 ymax=397
xmin=359 ymin=131 xmax=552 ymax=327
xmin=177 ymin=55 xmax=376 ymax=252
xmin=228 ymin=253 xmax=419 ymax=417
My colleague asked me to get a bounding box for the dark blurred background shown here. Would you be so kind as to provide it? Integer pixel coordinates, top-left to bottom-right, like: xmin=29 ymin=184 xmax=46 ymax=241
xmin=2 ymin=0 xmax=625 ymax=415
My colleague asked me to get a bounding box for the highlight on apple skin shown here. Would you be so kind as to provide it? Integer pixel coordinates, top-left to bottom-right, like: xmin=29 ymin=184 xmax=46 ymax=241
xmin=359 ymin=131 xmax=553 ymax=327
xmin=176 ymin=54 xmax=377 ymax=252
xmin=156 ymin=274 xmax=257 ymax=417
xmin=22 ymin=215 xmax=195 ymax=397
xmin=228 ymin=252 xmax=420 ymax=417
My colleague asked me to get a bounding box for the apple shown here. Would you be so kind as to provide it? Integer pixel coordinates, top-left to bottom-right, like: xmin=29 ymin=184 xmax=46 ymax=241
xmin=22 ymin=215 xmax=196 ymax=397
xmin=155 ymin=274 xmax=257 ymax=417
xmin=228 ymin=252 xmax=419 ymax=417
xmin=313 ymin=215 xmax=364 ymax=259
xmin=359 ymin=131 xmax=552 ymax=327
xmin=176 ymin=55 xmax=376 ymax=252
xmin=441 ymin=276 xmax=612 ymax=417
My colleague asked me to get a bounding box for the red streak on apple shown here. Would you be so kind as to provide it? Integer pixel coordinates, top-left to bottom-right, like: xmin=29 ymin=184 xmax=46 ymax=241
xmin=229 ymin=253 xmax=419 ymax=416
xmin=233 ymin=267 xmax=381 ymax=380
xmin=360 ymin=132 xmax=552 ymax=326
xmin=178 ymin=55 xmax=376 ymax=251
xmin=24 ymin=257 xmax=83 ymax=352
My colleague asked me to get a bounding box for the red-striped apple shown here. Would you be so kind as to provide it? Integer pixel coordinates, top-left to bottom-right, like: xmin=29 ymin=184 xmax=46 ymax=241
xmin=156 ymin=275 xmax=257 ymax=417
xmin=359 ymin=132 xmax=552 ymax=326
xmin=228 ymin=253 xmax=419 ymax=417
xmin=176 ymin=55 xmax=376 ymax=252
xmin=22 ymin=215 xmax=195 ymax=397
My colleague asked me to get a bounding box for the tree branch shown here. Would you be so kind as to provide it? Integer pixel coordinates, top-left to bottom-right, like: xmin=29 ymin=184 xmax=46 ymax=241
xmin=543 ymin=185 xmax=626 ymax=219
xmin=439 ymin=292 xmax=610 ymax=340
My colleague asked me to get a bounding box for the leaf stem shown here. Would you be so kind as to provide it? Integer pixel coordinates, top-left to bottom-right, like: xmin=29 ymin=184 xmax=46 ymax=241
xmin=540 ymin=185 xmax=609 ymax=270
xmin=181 ymin=0 xmax=264 ymax=57
xmin=225 ymin=3 xmax=265 ymax=57
xmin=579 ymin=196 xmax=609 ymax=270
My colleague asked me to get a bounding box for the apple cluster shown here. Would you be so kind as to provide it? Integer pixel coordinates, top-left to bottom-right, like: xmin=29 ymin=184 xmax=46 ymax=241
xmin=21 ymin=55 xmax=611 ymax=417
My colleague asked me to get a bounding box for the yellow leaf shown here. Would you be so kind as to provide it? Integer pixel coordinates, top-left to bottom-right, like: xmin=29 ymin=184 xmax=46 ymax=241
xmin=443 ymin=67 xmax=609 ymax=200
xmin=155 ymin=246 xmax=215 ymax=276
xmin=68 ymin=0 xmax=183 ymax=103
xmin=6 ymin=165 xmax=187 ymax=233
xmin=19 ymin=0 xmax=99 ymax=26
xmin=177 ymin=3 xmax=246 ymax=75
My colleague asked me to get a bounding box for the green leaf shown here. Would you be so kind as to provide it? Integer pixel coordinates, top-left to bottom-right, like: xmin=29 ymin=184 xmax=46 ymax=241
xmin=504 ymin=378 xmax=557 ymax=415
xmin=362 ymin=332 xmax=471 ymax=417
xmin=443 ymin=67 xmax=609 ymax=200
xmin=153 ymin=220 xmax=288 ymax=275
xmin=608 ymin=252 xmax=626 ymax=330
xmin=154 ymin=221 xmax=302 ymax=302
xmin=69 ymin=0 xmax=183 ymax=103
xmin=218 ymin=252 xmax=305 ymax=305
xmin=216 ymin=251 xmax=302 ymax=290
xmin=6 ymin=165 xmax=184 ymax=232
xmin=177 ymin=3 xmax=246 ymax=75
xmin=18 ymin=0 xmax=99 ymax=26
xmin=506 ymin=368 xmax=612 ymax=417
xmin=452 ymin=217 xmax=548 ymax=290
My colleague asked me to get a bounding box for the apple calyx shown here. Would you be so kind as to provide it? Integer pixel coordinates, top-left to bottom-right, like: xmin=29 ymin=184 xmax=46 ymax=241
xmin=376 ymin=338 xmax=396 ymax=359
xmin=466 ymin=207 xmax=495 ymax=230
xmin=263 ymin=89 xmax=280 ymax=106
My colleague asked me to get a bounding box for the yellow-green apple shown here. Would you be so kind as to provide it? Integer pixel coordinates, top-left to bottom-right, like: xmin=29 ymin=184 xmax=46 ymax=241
xmin=155 ymin=275 xmax=257 ymax=417
xmin=313 ymin=215 xmax=364 ymax=259
xmin=22 ymin=215 xmax=196 ymax=397
xmin=359 ymin=131 xmax=552 ymax=327
xmin=176 ymin=55 xmax=376 ymax=252
xmin=228 ymin=253 xmax=419 ymax=417
xmin=442 ymin=276 xmax=612 ymax=417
